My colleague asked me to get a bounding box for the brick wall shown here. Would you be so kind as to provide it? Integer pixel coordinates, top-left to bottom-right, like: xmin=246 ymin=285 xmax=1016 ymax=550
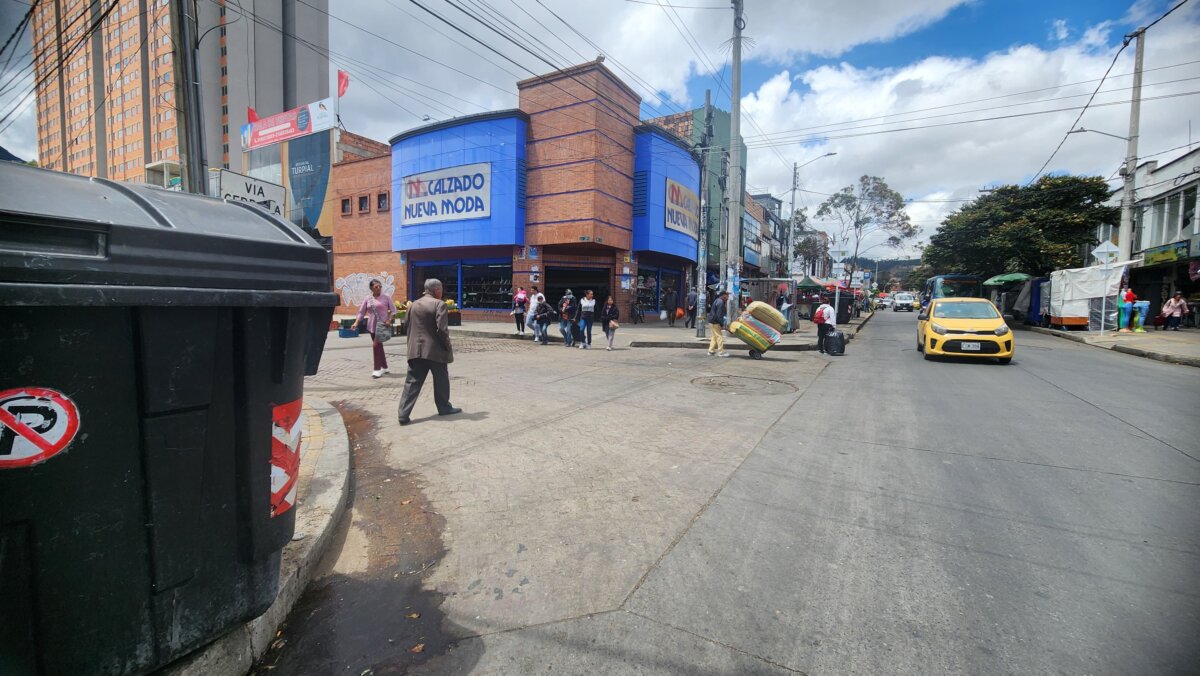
xmin=337 ymin=130 xmax=390 ymax=162
xmin=331 ymin=154 xmax=401 ymax=314
xmin=520 ymin=60 xmax=639 ymax=252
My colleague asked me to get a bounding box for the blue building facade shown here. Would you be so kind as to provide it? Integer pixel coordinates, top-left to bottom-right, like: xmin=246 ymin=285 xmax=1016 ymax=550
xmin=391 ymin=111 xmax=528 ymax=252
xmin=631 ymin=125 xmax=702 ymax=313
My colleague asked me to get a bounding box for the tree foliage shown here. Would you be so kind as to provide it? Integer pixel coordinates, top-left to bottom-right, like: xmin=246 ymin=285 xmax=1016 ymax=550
xmin=789 ymin=207 xmax=829 ymax=272
xmin=815 ymin=175 xmax=916 ymax=270
xmin=922 ymin=175 xmax=1118 ymax=278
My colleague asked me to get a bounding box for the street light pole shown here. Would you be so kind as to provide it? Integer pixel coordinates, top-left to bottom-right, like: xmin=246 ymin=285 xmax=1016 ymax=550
xmin=727 ymin=0 xmax=745 ymax=302
xmin=786 ymin=152 xmax=836 ymax=280
xmin=1119 ymin=27 xmax=1145 ymax=263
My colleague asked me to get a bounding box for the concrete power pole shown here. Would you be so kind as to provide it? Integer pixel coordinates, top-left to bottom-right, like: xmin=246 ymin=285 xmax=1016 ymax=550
xmin=1118 ymin=28 xmax=1145 ymax=262
xmin=726 ymin=0 xmax=745 ymax=303
xmin=696 ymin=90 xmax=714 ymax=339
xmin=172 ymin=0 xmax=208 ymax=194
xmin=787 ymin=162 xmax=798 ymax=277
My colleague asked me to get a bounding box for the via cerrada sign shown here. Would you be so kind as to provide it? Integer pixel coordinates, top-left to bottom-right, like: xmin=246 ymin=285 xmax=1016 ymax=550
xmin=401 ymin=162 xmax=491 ymax=226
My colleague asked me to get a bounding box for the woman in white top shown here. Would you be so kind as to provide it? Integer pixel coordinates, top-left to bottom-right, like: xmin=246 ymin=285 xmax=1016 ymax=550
xmin=578 ymin=290 xmax=597 ymax=349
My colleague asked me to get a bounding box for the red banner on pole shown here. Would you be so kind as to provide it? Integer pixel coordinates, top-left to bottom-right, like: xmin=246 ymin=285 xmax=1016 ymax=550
xmin=337 ymin=69 xmax=350 ymax=98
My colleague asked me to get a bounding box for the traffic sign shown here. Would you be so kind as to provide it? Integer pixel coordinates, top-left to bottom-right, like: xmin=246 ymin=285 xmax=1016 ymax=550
xmin=0 ymin=387 xmax=81 ymax=469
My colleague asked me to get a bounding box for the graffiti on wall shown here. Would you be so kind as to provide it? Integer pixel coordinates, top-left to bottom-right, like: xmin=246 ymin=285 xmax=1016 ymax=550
xmin=335 ymin=272 xmax=397 ymax=308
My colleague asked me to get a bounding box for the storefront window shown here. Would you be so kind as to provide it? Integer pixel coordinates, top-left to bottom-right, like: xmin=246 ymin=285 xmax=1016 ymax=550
xmin=461 ymin=262 xmax=513 ymax=309
xmin=411 ymin=264 xmax=458 ymax=302
xmin=1183 ymin=188 xmax=1197 ymax=237
xmin=637 ymin=266 xmax=658 ymax=312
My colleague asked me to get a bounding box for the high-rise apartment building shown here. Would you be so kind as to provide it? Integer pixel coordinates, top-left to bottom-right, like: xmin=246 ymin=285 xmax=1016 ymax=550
xmin=32 ymin=0 xmax=328 ymax=186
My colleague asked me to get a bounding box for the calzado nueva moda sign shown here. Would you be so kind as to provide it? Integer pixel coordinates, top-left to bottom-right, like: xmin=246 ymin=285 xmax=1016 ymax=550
xmin=665 ymin=177 xmax=700 ymax=240
xmin=401 ymin=163 xmax=491 ymax=226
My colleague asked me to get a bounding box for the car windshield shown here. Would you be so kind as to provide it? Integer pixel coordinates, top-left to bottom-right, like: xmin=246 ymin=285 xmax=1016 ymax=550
xmin=895 ymin=294 xmax=913 ymax=301
xmin=933 ymin=302 xmax=999 ymax=319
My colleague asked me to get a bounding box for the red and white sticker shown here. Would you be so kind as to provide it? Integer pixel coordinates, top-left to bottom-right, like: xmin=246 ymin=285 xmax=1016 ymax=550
xmin=0 ymin=387 xmax=81 ymax=469
xmin=270 ymin=398 xmax=304 ymax=517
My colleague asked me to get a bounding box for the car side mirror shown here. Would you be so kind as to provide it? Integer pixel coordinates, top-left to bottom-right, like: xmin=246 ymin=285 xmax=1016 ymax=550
xmin=918 ymin=312 xmax=928 ymax=320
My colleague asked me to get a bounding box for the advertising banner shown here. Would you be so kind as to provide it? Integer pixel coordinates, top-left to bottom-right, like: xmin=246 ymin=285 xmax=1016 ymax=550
xmin=218 ymin=169 xmax=286 ymax=217
xmin=1143 ymin=239 xmax=1189 ymax=266
xmin=287 ymin=130 xmax=332 ymax=235
xmin=664 ymin=177 xmax=700 ymax=240
xmin=241 ymin=97 xmax=336 ymax=151
xmin=401 ymin=162 xmax=491 ymax=226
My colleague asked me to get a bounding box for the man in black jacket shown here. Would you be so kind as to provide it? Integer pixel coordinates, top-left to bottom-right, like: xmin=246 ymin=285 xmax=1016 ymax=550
xmin=707 ymin=290 xmax=730 ymax=357
xmin=558 ymin=289 xmax=578 ymax=347
xmin=685 ymin=288 xmax=698 ymax=328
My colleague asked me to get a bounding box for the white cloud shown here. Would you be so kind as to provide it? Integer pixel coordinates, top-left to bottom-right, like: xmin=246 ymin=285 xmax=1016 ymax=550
xmin=1051 ymin=18 xmax=1070 ymax=42
xmin=738 ymin=1 xmax=1200 ymax=257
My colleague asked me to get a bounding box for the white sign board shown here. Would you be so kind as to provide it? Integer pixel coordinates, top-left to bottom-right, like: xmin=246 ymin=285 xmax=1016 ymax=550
xmin=401 ymin=162 xmax=491 ymax=226
xmin=218 ymin=169 xmax=286 ymax=217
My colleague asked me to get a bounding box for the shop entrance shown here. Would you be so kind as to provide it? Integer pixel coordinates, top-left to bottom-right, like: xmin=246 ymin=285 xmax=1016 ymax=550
xmin=544 ymin=266 xmax=610 ymax=308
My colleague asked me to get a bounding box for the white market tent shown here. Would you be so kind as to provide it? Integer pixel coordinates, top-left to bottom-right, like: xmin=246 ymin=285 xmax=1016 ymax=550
xmin=1048 ymin=260 xmax=1139 ymax=329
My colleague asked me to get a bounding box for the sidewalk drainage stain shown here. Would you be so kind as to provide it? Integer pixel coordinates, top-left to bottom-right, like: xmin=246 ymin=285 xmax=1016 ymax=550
xmin=691 ymin=375 xmax=798 ymax=395
xmin=252 ymin=403 xmax=476 ymax=675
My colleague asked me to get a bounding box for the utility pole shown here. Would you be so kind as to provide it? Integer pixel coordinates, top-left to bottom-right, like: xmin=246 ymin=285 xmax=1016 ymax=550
xmin=726 ymin=0 xmax=745 ymax=305
xmin=172 ymin=0 xmax=208 ymax=194
xmin=787 ymin=162 xmax=799 ymax=277
xmin=696 ymin=90 xmax=714 ymax=339
xmin=1118 ymin=27 xmax=1144 ymax=262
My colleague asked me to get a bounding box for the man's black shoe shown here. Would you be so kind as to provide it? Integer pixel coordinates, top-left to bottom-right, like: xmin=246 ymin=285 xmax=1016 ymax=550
xmin=439 ymin=407 xmax=463 ymax=416
xmin=398 ymin=417 xmax=412 ymax=426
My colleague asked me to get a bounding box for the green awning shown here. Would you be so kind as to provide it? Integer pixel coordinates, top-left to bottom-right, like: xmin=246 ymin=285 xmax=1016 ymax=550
xmin=983 ymin=272 xmax=1032 ymax=286
xmin=795 ymin=275 xmax=824 ymax=289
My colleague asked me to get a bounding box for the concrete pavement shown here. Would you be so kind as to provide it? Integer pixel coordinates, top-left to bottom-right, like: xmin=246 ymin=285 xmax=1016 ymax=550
xmin=267 ymin=315 xmax=1200 ymax=674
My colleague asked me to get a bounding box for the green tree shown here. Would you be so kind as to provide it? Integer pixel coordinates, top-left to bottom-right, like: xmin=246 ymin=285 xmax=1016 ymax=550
xmin=815 ymin=175 xmax=916 ymax=273
xmin=922 ymin=175 xmax=1117 ymax=278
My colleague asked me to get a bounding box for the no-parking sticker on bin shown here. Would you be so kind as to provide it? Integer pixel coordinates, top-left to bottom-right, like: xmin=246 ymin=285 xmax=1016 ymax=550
xmin=270 ymin=398 xmax=304 ymax=517
xmin=0 ymin=387 xmax=81 ymax=469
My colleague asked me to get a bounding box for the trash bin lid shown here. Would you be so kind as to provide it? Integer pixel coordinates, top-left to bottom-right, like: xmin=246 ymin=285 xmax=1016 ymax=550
xmin=0 ymin=163 xmax=337 ymax=307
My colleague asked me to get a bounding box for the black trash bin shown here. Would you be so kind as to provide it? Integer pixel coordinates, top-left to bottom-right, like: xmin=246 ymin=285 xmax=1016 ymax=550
xmin=836 ymin=294 xmax=854 ymax=325
xmin=0 ymin=164 xmax=337 ymax=675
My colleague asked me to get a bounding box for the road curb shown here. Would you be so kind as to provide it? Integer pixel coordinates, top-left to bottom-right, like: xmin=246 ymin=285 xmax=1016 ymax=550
xmin=1029 ymin=326 xmax=1200 ymax=368
xmin=161 ymin=397 xmax=352 ymax=676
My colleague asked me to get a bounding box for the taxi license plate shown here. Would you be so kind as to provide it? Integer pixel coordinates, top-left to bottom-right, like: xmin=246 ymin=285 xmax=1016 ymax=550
xmin=961 ymin=342 xmax=981 ymax=351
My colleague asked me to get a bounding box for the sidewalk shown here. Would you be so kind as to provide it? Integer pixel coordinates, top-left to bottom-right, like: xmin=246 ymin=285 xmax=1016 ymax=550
xmin=163 ymin=398 xmax=352 ymax=676
xmin=1029 ymin=326 xmax=1200 ymax=368
xmin=445 ymin=311 xmax=875 ymax=350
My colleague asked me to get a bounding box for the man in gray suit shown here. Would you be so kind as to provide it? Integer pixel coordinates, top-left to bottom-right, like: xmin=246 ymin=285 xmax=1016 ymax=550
xmin=397 ymin=278 xmax=461 ymax=425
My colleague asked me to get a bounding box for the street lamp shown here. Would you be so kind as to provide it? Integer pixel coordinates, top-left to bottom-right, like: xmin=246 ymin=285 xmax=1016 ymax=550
xmin=1069 ymin=127 xmax=1137 ymax=262
xmin=1067 ymin=127 xmax=1130 ymax=142
xmin=788 ymin=152 xmax=838 ymax=278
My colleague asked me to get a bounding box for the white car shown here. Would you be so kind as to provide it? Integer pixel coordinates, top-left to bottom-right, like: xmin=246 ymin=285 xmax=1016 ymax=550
xmin=893 ymin=293 xmax=916 ymax=311
xmin=878 ymin=297 xmax=893 ymax=308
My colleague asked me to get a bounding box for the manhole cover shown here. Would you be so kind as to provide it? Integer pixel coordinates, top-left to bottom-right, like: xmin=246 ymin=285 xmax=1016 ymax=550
xmin=690 ymin=375 xmax=798 ymax=395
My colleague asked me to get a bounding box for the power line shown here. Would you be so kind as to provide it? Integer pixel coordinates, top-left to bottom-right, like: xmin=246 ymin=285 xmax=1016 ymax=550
xmin=623 ymin=0 xmax=728 ymax=8
xmin=736 ymin=90 xmax=1200 ymax=150
xmin=740 ymin=59 xmax=1200 ymax=140
xmin=1028 ymin=0 xmax=1191 ymax=184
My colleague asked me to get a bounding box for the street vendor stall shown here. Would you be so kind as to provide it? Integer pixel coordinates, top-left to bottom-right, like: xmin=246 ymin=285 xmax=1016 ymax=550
xmin=1048 ymin=261 xmax=1137 ymax=330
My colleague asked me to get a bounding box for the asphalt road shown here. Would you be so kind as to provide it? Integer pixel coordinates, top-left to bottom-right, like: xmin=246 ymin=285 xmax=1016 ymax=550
xmin=275 ymin=314 xmax=1200 ymax=675
xmin=620 ymin=310 xmax=1200 ymax=674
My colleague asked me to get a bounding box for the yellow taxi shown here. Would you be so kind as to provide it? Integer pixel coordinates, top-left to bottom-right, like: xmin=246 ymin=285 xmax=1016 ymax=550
xmin=917 ymin=298 xmax=1013 ymax=364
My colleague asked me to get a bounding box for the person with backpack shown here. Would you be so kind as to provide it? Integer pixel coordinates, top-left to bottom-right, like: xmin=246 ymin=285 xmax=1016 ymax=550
xmin=534 ymin=293 xmax=555 ymax=345
xmin=707 ymin=289 xmax=730 ymax=357
xmin=512 ymin=286 xmax=528 ymax=336
xmin=814 ymin=301 xmax=836 ymax=354
xmin=558 ymin=289 xmax=578 ymax=347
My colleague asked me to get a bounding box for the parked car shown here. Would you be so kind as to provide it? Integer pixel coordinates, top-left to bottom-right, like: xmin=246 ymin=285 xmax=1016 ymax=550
xmin=917 ymin=298 xmax=1013 ymax=364
xmin=893 ymin=293 xmax=916 ymax=311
